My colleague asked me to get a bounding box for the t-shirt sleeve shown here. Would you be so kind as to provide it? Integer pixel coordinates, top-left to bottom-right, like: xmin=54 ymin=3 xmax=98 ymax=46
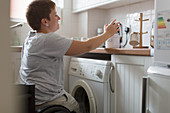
xmin=44 ymin=33 xmax=72 ymax=57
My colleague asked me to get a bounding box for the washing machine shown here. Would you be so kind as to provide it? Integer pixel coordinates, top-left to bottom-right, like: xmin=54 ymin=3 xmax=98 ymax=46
xmin=68 ymin=57 xmax=114 ymax=113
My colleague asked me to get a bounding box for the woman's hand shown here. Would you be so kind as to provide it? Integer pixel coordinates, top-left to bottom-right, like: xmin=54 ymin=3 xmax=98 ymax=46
xmin=104 ymin=19 xmax=120 ymax=37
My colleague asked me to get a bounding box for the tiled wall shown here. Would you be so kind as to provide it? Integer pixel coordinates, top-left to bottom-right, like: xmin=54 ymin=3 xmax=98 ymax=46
xmin=84 ymin=0 xmax=155 ymax=48
xmin=105 ymin=0 xmax=155 ymax=48
xmin=88 ymin=9 xmax=106 ymax=37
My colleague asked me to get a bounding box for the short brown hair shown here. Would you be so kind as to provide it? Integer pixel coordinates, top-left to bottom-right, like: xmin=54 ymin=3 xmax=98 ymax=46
xmin=26 ymin=0 xmax=55 ymax=30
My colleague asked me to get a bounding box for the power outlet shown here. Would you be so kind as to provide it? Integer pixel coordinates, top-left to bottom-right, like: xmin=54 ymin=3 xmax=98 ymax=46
xmin=125 ymin=27 xmax=130 ymax=34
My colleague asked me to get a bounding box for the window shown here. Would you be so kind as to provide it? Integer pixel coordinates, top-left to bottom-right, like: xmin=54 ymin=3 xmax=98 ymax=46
xmin=10 ymin=0 xmax=64 ymax=22
xmin=10 ymin=0 xmax=32 ymax=22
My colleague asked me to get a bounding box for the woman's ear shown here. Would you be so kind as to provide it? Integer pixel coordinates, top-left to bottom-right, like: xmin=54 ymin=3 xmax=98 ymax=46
xmin=41 ymin=18 xmax=49 ymax=27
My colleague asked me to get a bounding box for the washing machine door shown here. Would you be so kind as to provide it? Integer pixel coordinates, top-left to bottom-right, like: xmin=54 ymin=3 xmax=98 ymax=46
xmin=70 ymin=79 xmax=96 ymax=113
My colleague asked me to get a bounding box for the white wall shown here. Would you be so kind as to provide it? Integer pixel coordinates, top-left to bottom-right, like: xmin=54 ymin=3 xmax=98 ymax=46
xmin=88 ymin=9 xmax=106 ymax=37
xmin=56 ymin=0 xmax=79 ymax=38
xmin=76 ymin=9 xmax=107 ymax=38
xmin=77 ymin=11 xmax=88 ymax=38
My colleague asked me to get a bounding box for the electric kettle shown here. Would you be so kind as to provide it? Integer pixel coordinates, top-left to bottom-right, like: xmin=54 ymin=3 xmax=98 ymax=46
xmin=105 ymin=23 xmax=129 ymax=48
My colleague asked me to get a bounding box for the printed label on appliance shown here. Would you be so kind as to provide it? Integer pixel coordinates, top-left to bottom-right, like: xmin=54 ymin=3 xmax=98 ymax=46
xmin=157 ymin=11 xmax=170 ymax=50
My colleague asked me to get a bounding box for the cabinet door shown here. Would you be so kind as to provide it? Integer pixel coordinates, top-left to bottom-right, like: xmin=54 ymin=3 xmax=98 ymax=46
xmin=111 ymin=55 xmax=153 ymax=113
xmin=86 ymin=0 xmax=115 ymax=7
xmin=86 ymin=0 xmax=100 ymax=7
xmin=100 ymin=0 xmax=115 ymax=3
xmin=115 ymin=64 xmax=144 ymax=113
xmin=72 ymin=0 xmax=86 ymax=10
xmin=100 ymin=0 xmax=111 ymax=2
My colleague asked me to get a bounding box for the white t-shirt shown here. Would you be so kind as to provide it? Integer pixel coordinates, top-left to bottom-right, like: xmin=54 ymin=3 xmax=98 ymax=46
xmin=19 ymin=31 xmax=72 ymax=105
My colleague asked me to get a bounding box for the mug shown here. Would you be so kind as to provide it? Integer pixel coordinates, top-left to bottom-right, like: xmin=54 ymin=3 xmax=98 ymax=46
xmin=129 ymin=32 xmax=139 ymax=46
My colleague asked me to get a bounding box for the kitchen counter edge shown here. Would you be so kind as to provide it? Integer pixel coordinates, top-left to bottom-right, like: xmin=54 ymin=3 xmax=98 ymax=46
xmin=11 ymin=46 xmax=152 ymax=56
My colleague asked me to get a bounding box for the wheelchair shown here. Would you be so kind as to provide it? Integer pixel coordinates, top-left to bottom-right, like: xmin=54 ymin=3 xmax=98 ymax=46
xmin=15 ymin=84 xmax=75 ymax=113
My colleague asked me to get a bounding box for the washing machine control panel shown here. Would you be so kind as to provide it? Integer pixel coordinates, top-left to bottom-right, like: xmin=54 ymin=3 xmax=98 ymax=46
xmin=69 ymin=58 xmax=112 ymax=82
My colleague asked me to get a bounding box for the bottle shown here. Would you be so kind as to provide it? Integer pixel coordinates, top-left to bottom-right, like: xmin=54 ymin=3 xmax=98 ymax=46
xmin=12 ymin=31 xmax=20 ymax=46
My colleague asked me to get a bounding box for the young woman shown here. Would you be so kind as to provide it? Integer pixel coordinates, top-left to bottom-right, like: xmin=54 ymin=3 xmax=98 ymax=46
xmin=19 ymin=0 xmax=120 ymax=112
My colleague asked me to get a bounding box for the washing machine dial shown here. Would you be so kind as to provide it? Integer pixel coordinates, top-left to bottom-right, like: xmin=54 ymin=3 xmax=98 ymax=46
xmin=95 ymin=70 xmax=103 ymax=79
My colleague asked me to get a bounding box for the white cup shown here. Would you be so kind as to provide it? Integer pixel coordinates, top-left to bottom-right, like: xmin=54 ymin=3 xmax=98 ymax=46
xmin=129 ymin=33 xmax=139 ymax=46
xmin=105 ymin=34 xmax=120 ymax=48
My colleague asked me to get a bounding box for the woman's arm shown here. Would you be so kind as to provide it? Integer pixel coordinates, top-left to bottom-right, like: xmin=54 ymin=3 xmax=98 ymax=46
xmin=65 ymin=19 xmax=120 ymax=56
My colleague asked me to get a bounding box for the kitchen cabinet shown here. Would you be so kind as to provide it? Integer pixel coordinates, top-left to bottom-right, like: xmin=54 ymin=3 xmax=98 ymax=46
xmin=86 ymin=0 xmax=100 ymax=6
xmin=72 ymin=0 xmax=151 ymax=13
xmin=11 ymin=52 xmax=21 ymax=83
xmin=86 ymin=0 xmax=111 ymax=7
xmin=111 ymin=55 xmax=153 ymax=113
xmin=72 ymin=0 xmax=87 ymax=11
xmin=72 ymin=0 xmax=115 ymax=13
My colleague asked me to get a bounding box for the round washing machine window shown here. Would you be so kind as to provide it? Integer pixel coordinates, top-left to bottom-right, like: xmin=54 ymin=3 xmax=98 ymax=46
xmin=70 ymin=80 xmax=96 ymax=113
xmin=74 ymin=87 xmax=90 ymax=112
